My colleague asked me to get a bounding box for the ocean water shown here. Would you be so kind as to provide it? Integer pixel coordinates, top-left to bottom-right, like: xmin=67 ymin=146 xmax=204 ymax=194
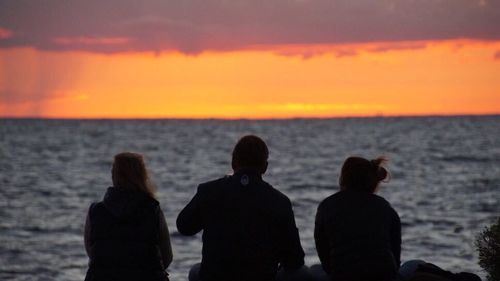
xmin=0 ymin=116 xmax=499 ymax=281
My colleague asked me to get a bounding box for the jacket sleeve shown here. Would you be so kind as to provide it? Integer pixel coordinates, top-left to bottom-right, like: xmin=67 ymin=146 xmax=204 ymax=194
xmin=390 ymin=208 xmax=402 ymax=268
xmin=84 ymin=204 xmax=94 ymax=258
xmin=158 ymin=207 xmax=173 ymax=268
xmin=314 ymin=203 xmax=331 ymax=273
xmin=279 ymin=200 xmax=305 ymax=270
xmin=176 ymin=185 xmax=203 ymax=236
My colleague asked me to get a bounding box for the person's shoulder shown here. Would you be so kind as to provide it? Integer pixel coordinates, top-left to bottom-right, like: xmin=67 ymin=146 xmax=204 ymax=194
xmin=199 ymin=175 xmax=231 ymax=187
xmin=371 ymin=193 xmax=392 ymax=207
xmin=197 ymin=175 xmax=231 ymax=192
xmin=87 ymin=201 xmax=106 ymax=219
xmin=260 ymin=180 xmax=292 ymax=205
xmin=371 ymin=193 xmax=399 ymax=215
xmin=317 ymin=191 xmax=342 ymax=210
xmin=89 ymin=201 xmax=104 ymax=211
xmin=146 ymin=196 xmax=160 ymax=211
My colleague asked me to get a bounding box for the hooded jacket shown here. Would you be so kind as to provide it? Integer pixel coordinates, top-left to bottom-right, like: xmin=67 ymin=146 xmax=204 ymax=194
xmin=84 ymin=187 xmax=169 ymax=281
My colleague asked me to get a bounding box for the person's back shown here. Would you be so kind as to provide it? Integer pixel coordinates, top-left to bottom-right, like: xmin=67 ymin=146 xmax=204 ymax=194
xmin=176 ymin=135 xmax=305 ymax=281
xmin=315 ymin=190 xmax=400 ymax=280
xmin=314 ymin=156 xmax=401 ymax=281
xmin=87 ymin=188 xmax=164 ymax=280
xmin=84 ymin=153 xmax=172 ymax=281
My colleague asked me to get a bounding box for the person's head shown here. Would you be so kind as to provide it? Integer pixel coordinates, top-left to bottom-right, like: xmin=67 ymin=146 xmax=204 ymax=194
xmin=231 ymin=135 xmax=269 ymax=174
xmin=339 ymin=156 xmax=388 ymax=193
xmin=112 ymin=152 xmax=155 ymax=198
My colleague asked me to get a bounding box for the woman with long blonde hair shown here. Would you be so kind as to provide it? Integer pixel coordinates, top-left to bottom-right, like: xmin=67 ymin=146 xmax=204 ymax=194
xmin=84 ymin=152 xmax=172 ymax=281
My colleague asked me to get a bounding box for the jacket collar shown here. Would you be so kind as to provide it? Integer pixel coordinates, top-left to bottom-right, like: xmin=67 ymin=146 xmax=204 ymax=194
xmin=232 ymin=168 xmax=263 ymax=186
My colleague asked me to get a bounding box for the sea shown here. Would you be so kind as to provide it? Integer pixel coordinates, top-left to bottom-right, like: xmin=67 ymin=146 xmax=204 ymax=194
xmin=0 ymin=116 xmax=499 ymax=281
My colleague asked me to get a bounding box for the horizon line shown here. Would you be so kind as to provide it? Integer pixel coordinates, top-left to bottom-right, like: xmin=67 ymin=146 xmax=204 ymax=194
xmin=1 ymin=113 xmax=499 ymax=121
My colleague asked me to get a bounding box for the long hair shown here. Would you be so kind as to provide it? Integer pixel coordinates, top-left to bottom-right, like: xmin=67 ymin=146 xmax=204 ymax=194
xmin=111 ymin=152 xmax=155 ymax=198
xmin=339 ymin=156 xmax=389 ymax=193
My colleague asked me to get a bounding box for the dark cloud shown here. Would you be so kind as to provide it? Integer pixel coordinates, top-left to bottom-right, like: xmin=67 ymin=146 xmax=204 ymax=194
xmin=367 ymin=42 xmax=427 ymax=53
xmin=268 ymin=44 xmax=359 ymax=59
xmin=0 ymin=0 xmax=499 ymax=54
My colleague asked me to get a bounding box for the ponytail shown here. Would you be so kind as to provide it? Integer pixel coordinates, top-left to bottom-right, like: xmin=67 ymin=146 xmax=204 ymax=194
xmin=340 ymin=156 xmax=390 ymax=193
xmin=370 ymin=157 xmax=389 ymax=182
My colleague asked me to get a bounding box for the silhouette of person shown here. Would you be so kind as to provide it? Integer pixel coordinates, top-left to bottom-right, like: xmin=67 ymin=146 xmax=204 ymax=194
xmin=84 ymin=152 xmax=172 ymax=281
xmin=314 ymin=156 xmax=400 ymax=281
xmin=177 ymin=135 xmax=309 ymax=281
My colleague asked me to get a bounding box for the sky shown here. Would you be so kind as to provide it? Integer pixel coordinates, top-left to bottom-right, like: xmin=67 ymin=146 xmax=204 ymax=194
xmin=0 ymin=0 xmax=499 ymax=118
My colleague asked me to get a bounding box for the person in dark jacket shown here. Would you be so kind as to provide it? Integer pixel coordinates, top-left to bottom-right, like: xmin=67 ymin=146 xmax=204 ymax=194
xmin=314 ymin=156 xmax=401 ymax=281
xmin=176 ymin=135 xmax=307 ymax=281
xmin=84 ymin=152 xmax=173 ymax=281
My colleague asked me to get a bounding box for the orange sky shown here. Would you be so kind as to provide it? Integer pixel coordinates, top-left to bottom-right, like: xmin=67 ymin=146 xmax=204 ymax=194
xmin=1 ymin=40 xmax=499 ymax=118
